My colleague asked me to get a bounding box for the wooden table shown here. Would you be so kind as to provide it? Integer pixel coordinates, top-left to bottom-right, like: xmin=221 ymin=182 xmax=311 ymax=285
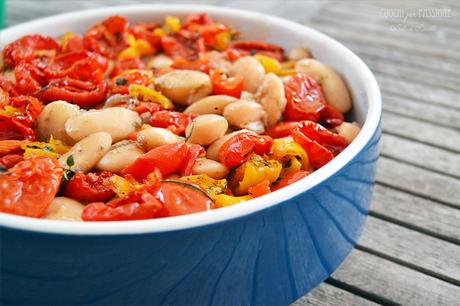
xmin=5 ymin=0 xmax=460 ymax=305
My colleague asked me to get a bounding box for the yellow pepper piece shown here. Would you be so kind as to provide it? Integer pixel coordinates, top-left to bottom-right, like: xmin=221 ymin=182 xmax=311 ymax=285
xmin=280 ymin=61 xmax=296 ymax=69
xmin=214 ymin=194 xmax=253 ymax=208
xmin=106 ymin=175 xmax=143 ymax=197
xmin=153 ymin=28 xmax=167 ymax=37
xmin=0 ymin=105 xmax=21 ymax=116
xmin=59 ymin=32 xmax=75 ymax=51
xmin=281 ymin=157 xmax=303 ymax=178
xmin=118 ymin=34 xmax=154 ymax=59
xmin=254 ymin=54 xmax=282 ymax=74
xmin=277 ymin=69 xmax=296 ymax=76
xmin=118 ymin=46 xmax=140 ymax=59
xmin=270 ymin=139 xmax=310 ymax=169
xmin=128 ymin=84 xmax=174 ymax=110
xmin=181 ymin=174 xmax=227 ymax=200
xmin=164 ymin=16 xmax=181 ymax=33
xmin=231 ymin=154 xmax=282 ymax=195
xmin=21 ymin=137 xmax=70 ymax=159
xmin=214 ymin=31 xmax=232 ymax=51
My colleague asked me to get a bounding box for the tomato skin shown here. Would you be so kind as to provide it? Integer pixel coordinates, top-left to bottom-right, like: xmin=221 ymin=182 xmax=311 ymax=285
xmin=14 ymin=62 xmax=46 ymax=96
xmin=82 ymin=191 xmax=163 ymax=221
xmin=266 ymin=121 xmax=300 ymax=139
xmin=44 ymin=51 xmax=108 ymax=81
xmin=154 ymin=181 xmax=211 ymax=217
xmin=271 ymin=170 xmax=309 ymax=191
xmin=0 ymin=154 xmax=23 ymax=168
xmin=291 ymin=121 xmax=348 ymax=169
xmin=121 ymin=142 xmax=189 ymax=180
xmin=0 ymin=156 xmax=63 ymax=218
xmin=0 ymin=95 xmax=43 ymax=140
xmin=283 ymin=73 xmax=327 ymax=122
xmin=2 ymin=34 xmax=60 ymax=68
xmin=150 ymin=111 xmax=195 ymax=136
xmin=209 ymin=69 xmax=244 ymax=98
xmin=160 ymin=35 xmax=198 ymax=61
xmin=182 ymin=13 xmax=214 ymax=31
xmin=63 ymin=171 xmax=115 ymax=203
xmin=110 ymin=70 xmax=153 ymax=95
xmin=0 ymin=76 xmax=19 ymax=97
xmin=40 ymin=78 xmax=108 ymax=107
xmin=319 ymin=104 xmax=345 ymax=128
xmin=109 ymin=57 xmax=145 ymax=78
xmin=171 ymin=57 xmax=210 ymax=73
xmin=226 ymin=40 xmax=285 ymax=62
xmin=180 ymin=144 xmax=205 ymax=176
xmin=83 ymin=15 xmax=129 ymax=59
xmin=128 ymin=22 xmax=162 ymax=51
xmin=219 ymin=132 xmax=274 ymax=168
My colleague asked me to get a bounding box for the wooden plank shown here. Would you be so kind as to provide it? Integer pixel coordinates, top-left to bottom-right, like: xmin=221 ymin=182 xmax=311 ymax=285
xmin=382 ymin=95 xmax=460 ymax=130
xmin=293 ymin=282 xmax=380 ymax=306
xmin=358 ymin=216 xmax=460 ymax=284
xmin=380 ymin=134 xmax=460 ymax=177
xmin=330 ymin=249 xmax=460 ymax=306
xmin=382 ymin=112 xmax=460 ymax=152
xmin=376 ymin=157 xmax=460 ymax=207
xmin=371 ymin=184 xmax=460 ymax=242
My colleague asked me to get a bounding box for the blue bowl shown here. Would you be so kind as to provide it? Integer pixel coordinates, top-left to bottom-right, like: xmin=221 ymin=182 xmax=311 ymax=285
xmin=0 ymin=5 xmax=381 ymax=305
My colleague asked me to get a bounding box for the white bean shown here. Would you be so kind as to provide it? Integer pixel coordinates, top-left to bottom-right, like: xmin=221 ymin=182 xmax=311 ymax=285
xmin=295 ymin=58 xmax=352 ymax=113
xmin=223 ymin=100 xmax=267 ymax=134
xmin=336 ymin=122 xmax=361 ymax=143
xmin=59 ymin=132 xmax=112 ymax=173
xmin=203 ymin=51 xmax=232 ymax=73
xmin=136 ymin=127 xmax=181 ymax=151
xmin=192 ymin=158 xmax=229 ymax=179
xmin=156 ymin=70 xmax=213 ymax=105
xmin=43 ymin=197 xmax=85 ymax=221
xmin=231 ymin=56 xmax=265 ymax=93
xmin=65 ymin=107 xmax=141 ymax=143
xmin=206 ymin=129 xmax=254 ymax=161
xmin=96 ymin=140 xmax=144 ymax=173
xmin=288 ymin=47 xmax=312 ymax=61
xmin=37 ymin=100 xmax=80 ymax=144
xmin=255 ymin=73 xmax=286 ymax=126
xmin=183 ymin=95 xmax=237 ymax=115
xmin=146 ymin=54 xmax=173 ymax=70
xmin=240 ymin=91 xmax=255 ymax=101
xmin=185 ymin=114 xmax=228 ymax=146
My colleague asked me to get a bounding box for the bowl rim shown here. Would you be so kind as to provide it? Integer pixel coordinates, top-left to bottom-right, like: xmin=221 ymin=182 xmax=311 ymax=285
xmin=0 ymin=4 xmax=381 ymax=235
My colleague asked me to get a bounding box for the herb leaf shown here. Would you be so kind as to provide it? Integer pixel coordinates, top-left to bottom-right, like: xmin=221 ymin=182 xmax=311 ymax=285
xmin=66 ymin=155 xmax=75 ymax=168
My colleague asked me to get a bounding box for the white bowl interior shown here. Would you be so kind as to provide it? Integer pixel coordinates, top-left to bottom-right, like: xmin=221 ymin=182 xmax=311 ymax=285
xmin=0 ymin=4 xmax=381 ymax=235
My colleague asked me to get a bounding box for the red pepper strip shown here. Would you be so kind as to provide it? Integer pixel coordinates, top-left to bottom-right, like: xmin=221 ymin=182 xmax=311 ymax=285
xmin=40 ymin=78 xmax=108 ymax=107
xmin=271 ymin=171 xmax=309 ymax=191
xmin=283 ymin=73 xmax=326 ymax=122
xmin=2 ymin=34 xmax=60 ymax=68
xmin=150 ymin=111 xmax=196 ymax=136
xmin=209 ymin=69 xmax=244 ymax=98
xmin=219 ymin=132 xmax=274 ymax=168
xmin=121 ymin=142 xmax=189 ymax=181
xmin=266 ymin=121 xmax=300 ymax=139
xmin=227 ymin=40 xmax=285 ymax=62
xmin=248 ymin=179 xmax=271 ymax=197
xmin=291 ymin=121 xmax=348 ymax=169
xmin=63 ymin=171 xmax=115 ymax=203
xmin=180 ymin=144 xmax=206 ymax=176
xmin=82 ymin=191 xmax=163 ymax=221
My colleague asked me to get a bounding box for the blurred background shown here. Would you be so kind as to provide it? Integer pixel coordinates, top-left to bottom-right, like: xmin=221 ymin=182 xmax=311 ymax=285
xmin=2 ymin=1 xmax=459 ymax=305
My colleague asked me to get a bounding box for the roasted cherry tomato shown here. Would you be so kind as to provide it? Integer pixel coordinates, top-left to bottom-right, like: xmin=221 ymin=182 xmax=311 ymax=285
xmin=266 ymin=121 xmax=300 ymax=139
xmin=44 ymin=51 xmax=108 ymax=81
xmin=283 ymin=73 xmax=327 ymax=122
xmin=160 ymin=35 xmax=198 ymax=60
xmin=150 ymin=111 xmax=195 ymax=136
xmin=109 ymin=57 xmax=145 ymax=78
xmin=0 ymin=75 xmax=19 ymax=98
xmin=0 ymin=154 xmax=23 ymax=168
xmin=63 ymin=171 xmax=115 ymax=203
xmin=226 ymin=40 xmax=285 ymax=62
xmin=181 ymin=13 xmax=214 ymax=31
xmin=121 ymin=142 xmax=189 ymax=180
xmin=110 ymin=69 xmax=153 ymax=95
xmin=171 ymin=57 xmax=210 ymax=73
xmin=82 ymin=190 xmax=163 ymax=221
xmin=83 ymin=15 xmax=129 ymax=58
xmin=0 ymin=96 xmax=43 ymax=140
xmin=155 ymin=181 xmax=212 ymax=217
xmin=271 ymin=170 xmax=309 ymax=191
xmin=128 ymin=22 xmax=162 ymax=51
xmin=14 ymin=61 xmax=46 ymax=96
xmin=291 ymin=121 xmax=348 ymax=169
xmin=61 ymin=32 xmax=85 ymax=53
xmin=319 ymin=104 xmax=345 ymax=128
xmin=2 ymin=34 xmax=60 ymax=68
xmin=180 ymin=144 xmax=205 ymax=176
xmin=219 ymin=132 xmax=274 ymax=168
xmin=209 ymin=69 xmax=244 ymax=98
xmin=39 ymin=77 xmax=108 ymax=107
xmin=0 ymin=156 xmax=63 ymax=217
